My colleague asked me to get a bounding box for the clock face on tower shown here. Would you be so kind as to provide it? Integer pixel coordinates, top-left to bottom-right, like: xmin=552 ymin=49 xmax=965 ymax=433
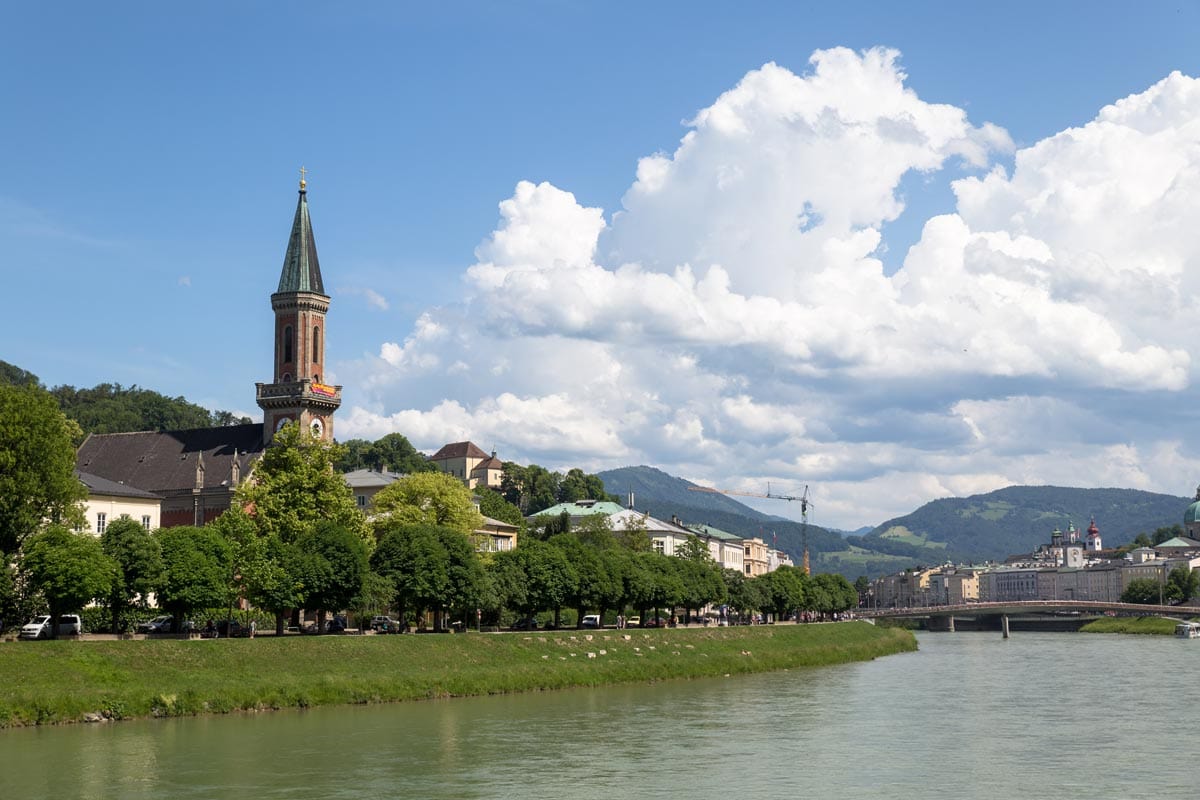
xmin=310 ymin=417 xmax=324 ymax=438
xmin=275 ymin=416 xmax=291 ymax=432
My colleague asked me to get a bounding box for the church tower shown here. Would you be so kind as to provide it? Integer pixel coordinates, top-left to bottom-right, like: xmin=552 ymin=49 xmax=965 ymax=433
xmin=256 ymin=172 xmax=342 ymax=445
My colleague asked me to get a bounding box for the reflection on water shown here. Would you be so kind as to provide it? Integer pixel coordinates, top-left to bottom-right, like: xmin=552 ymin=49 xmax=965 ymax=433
xmin=2 ymin=631 xmax=1196 ymax=799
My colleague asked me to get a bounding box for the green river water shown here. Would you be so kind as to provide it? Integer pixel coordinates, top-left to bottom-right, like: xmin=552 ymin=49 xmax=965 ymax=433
xmin=1 ymin=631 xmax=1192 ymax=799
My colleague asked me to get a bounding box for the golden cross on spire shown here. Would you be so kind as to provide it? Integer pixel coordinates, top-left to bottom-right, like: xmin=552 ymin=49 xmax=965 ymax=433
xmin=299 ymin=165 xmax=308 ymax=190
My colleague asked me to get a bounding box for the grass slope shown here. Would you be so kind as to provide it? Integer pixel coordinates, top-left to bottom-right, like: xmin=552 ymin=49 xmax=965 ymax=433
xmin=0 ymin=624 xmax=915 ymax=728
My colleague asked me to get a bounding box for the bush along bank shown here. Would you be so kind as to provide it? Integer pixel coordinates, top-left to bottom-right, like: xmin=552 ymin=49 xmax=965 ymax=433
xmin=0 ymin=621 xmax=915 ymax=728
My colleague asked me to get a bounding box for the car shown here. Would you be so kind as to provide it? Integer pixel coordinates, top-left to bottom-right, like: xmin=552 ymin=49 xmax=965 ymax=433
xmin=371 ymin=615 xmax=401 ymax=632
xmin=510 ymin=617 xmax=539 ymax=630
xmin=19 ymin=614 xmax=82 ymax=639
xmin=625 ymin=616 xmax=641 ymax=628
xmin=137 ymin=615 xmax=176 ymax=634
xmin=643 ymin=617 xmax=669 ymax=628
xmin=581 ymin=614 xmax=601 ymax=629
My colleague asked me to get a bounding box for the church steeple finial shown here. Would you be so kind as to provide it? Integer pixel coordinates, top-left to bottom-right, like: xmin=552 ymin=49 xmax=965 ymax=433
xmin=277 ymin=172 xmax=324 ymax=295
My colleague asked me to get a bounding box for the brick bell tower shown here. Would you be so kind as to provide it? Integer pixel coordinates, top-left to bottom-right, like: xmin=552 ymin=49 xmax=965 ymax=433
xmin=256 ymin=170 xmax=342 ymax=445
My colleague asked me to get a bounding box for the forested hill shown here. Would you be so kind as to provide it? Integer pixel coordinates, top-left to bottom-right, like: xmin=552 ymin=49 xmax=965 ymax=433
xmin=0 ymin=359 xmax=250 ymax=438
xmin=855 ymin=485 xmax=1191 ymax=563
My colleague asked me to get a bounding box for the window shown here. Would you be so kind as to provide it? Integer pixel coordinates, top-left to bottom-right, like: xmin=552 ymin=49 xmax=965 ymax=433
xmin=653 ymin=540 xmax=665 ymax=554
xmin=313 ymin=326 xmax=320 ymax=364
xmin=356 ymin=494 xmax=366 ymax=508
xmin=142 ymin=515 xmax=151 ymax=530
xmin=283 ymin=326 xmax=293 ymax=364
xmin=97 ymin=513 xmax=107 ymax=534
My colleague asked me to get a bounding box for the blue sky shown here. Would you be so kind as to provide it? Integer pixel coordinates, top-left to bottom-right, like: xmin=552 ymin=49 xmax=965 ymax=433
xmin=5 ymin=3 xmax=1200 ymax=529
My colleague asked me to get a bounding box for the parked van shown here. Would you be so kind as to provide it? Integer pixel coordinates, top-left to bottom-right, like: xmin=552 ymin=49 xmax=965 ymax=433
xmin=19 ymin=614 xmax=82 ymax=639
xmin=581 ymin=614 xmax=601 ymax=629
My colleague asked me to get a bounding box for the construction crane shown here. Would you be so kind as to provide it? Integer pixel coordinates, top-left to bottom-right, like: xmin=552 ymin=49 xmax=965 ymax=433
xmin=688 ymin=483 xmax=813 ymax=574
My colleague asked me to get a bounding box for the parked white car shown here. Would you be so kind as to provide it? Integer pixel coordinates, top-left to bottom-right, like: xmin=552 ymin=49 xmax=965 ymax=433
xmin=19 ymin=614 xmax=82 ymax=639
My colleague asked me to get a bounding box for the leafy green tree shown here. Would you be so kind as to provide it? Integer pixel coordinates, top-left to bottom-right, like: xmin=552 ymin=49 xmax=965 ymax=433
xmin=155 ymin=526 xmax=232 ymax=624
xmin=854 ymin=575 xmax=871 ymax=598
xmin=550 ymin=533 xmax=624 ymax=626
xmin=292 ymin=521 xmax=369 ymax=631
xmin=759 ymin=567 xmax=807 ymax=620
xmin=368 ymin=433 xmax=434 ymax=474
xmin=811 ymin=573 xmax=857 ymax=616
xmin=511 ymin=539 xmax=576 ymax=625
xmin=237 ymin=422 xmax=369 ymax=544
xmin=371 ymin=522 xmax=484 ymax=631
xmin=0 ymin=359 xmax=40 ymax=387
xmin=528 ymin=510 xmax=571 ymax=542
xmin=559 ymin=468 xmax=615 ymax=503
xmin=101 ymin=516 xmax=164 ymax=633
xmin=486 ymin=549 xmax=529 ymax=623
xmin=22 ymin=526 xmax=117 ymax=637
xmin=0 ymin=384 xmax=87 ymax=556
xmin=475 ymin=486 xmax=525 ymax=528
xmin=1131 ymin=533 xmax=1153 ymax=549
xmin=1166 ymin=565 xmax=1199 ymax=603
xmin=1120 ymin=577 xmax=1162 ymax=605
xmin=500 ymin=463 xmax=562 ymax=514
xmin=209 ymin=507 xmax=299 ymax=635
xmin=724 ymin=568 xmax=767 ymax=620
xmin=372 ymin=472 xmax=483 ymax=537
xmin=1153 ymin=525 xmax=1184 ymax=546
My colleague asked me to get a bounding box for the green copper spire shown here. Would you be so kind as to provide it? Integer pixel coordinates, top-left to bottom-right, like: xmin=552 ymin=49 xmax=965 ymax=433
xmin=277 ymin=171 xmax=325 ymax=295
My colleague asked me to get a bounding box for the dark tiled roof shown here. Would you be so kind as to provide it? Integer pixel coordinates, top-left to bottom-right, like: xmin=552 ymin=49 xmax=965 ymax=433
xmin=76 ymin=470 xmax=161 ymax=500
xmin=277 ymin=187 xmax=324 ymax=295
xmin=429 ymin=441 xmax=489 ymax=461
xmin=76 ymin=423 xmax=265 ymax=495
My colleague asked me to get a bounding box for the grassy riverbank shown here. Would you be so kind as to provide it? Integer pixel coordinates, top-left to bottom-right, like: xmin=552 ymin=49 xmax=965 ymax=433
xmin=0 ymin=622 xmax=914 ymax=728
xmin=1080 ymin=616 xmax=1195 ymax=635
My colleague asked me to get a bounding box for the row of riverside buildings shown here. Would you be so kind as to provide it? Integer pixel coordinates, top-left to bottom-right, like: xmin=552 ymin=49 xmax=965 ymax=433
xmin=70 ymin=179 xmax=794 ymax=578
xmin=870 ymin=506 xmax=1200 ymax=608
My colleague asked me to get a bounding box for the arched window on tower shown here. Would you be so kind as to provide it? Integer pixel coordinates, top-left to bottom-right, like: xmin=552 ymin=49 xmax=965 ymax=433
xmin=313 ymin=326 xmax=320 ymax=364
xmin=283 ymin=326 xmax=293 ymax=364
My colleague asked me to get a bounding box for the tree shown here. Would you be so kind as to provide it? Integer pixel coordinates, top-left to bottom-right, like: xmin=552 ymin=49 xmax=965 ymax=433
xmin=613 ymin=515 xmax=652 ymax=552
xmin=155 ymin=526 xmax=232 ymax=623
xmin=724 ymin=568 xmax=767 ymax=620
xmin=550 ymin=533 xmax=623 ymax=626
xmin=371 ymin=522 xmax=484 ymax=631
xmin=1120 ymin=578 xmax=1162 ymax=605
xmin=236 ymin=421 xmax=369 ymax=545
xmin=368 ymin=433 xmax=434 ymax=474
xmin=1166 ymin=565 xmax=1199 ymax=604
xmin=293 ymin=521 xmax=369 ymax=630
xmin=512 ymin=539 xmax=576 ymax=625
xmin=475 ymin=486 xmax=525 ymax=528
xmin=101 ymin=516 xmax=164 ymax=633
xmin=0 ymin=359 xmax=41 ymax=387
xmin=0 ymin=384 xmax=87 ymax=556
xmin=559 ymin=468 xmax=615 ymax=504
xmin=22 ymin=526 xmax=117 ymax=637
xmin=372 ymin=471 xmax=483 ymax=537
xmin=759 ymin=567 xmax=807 ymax=620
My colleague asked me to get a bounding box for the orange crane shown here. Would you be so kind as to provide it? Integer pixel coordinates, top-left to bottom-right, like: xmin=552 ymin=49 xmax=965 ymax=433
xmin=688 ymin=483 xmax=812 ymax=574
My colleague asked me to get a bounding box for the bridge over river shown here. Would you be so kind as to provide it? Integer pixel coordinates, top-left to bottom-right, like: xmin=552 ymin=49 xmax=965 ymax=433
xmin=858 ymin=600 xmax=1198 ymax=634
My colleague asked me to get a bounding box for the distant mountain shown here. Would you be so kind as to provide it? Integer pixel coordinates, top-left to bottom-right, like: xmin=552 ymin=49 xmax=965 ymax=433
xmin=854 ymin=485 xmax=1190 ymax=563
xmin=597 ymin=466 xmax=893 ymax=575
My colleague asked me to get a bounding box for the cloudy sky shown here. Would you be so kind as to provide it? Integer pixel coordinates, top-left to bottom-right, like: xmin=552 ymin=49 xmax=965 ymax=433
xmin=5 ymin=3 xmax=1200 ymax=530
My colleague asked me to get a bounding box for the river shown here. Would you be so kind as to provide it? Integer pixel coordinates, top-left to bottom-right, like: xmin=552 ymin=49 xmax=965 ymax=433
xmin=1 ymin=631 xmax=1193 ymax=799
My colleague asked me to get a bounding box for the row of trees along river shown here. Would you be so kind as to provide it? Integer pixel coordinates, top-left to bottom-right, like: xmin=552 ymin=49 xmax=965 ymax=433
xmin=1 ymin=381 xmax=858 ymax=636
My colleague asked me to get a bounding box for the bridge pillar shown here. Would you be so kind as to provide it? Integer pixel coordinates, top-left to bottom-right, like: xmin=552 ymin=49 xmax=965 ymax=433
xmin=947 ymin=615 xmax=955 ymax=633
xmin=1002 ymin=615 xmax=1010 ymax=639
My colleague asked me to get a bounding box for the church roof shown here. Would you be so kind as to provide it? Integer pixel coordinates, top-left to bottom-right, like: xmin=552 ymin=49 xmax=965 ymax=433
xmin=430 ymin=441 xmax=490 ymax=461
xmin=1156 ymin=536 xmax=1200 ymax=549
xmin=76 ymin=423 xmax=265 ymax=496
xmin=276 ymin=180 xmax=325 ymax=295
xmin=472 ymin=454 xmax=504 ymax=473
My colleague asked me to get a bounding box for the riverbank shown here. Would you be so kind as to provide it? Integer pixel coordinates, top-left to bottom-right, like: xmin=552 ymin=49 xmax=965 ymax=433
xmin=1079 ymin=616 xmax=1195 ymax=635
xmin=0 ymin=621 xmax=914 ymax=728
